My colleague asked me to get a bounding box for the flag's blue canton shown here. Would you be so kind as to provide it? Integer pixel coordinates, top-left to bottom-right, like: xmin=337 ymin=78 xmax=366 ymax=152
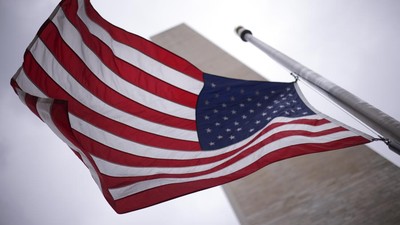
xmin=197 ymin=74 xmax=315 ymax=150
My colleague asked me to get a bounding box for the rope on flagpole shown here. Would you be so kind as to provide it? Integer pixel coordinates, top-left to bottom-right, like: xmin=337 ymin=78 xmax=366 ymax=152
xmin=292 ymin=72 xmax=396 ymax=152
xmin=295 ymin=73 xmax=381 ymax=138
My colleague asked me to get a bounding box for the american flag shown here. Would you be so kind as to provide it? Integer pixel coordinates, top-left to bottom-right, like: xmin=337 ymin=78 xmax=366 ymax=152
xmin=11 ymin=0 xmax=371 ymax=213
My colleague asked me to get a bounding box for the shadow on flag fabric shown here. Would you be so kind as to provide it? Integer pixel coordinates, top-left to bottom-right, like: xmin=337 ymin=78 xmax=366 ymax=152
xmin=10 ymin=0 xmax=372 ymax=213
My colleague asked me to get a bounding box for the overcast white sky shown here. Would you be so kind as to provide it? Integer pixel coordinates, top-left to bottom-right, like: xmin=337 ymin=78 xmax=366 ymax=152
xmin=1 ymin=0 xmax=400 ymax=224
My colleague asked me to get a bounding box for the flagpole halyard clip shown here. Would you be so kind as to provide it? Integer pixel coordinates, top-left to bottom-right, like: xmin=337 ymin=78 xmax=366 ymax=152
xmin=290 ymin=72 xmax=299 ymax=82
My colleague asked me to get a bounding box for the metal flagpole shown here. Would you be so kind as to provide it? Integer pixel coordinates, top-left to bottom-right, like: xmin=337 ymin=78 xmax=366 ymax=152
xmin=236 ymin=26 xmax=400 ymax=153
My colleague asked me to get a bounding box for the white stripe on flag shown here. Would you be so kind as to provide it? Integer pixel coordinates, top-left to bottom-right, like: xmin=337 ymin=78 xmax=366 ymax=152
xmin=14 ymin=68 xmax=47 ymax=98
xmin=109 ymin=130 xmax=359 ymax=200
xmin=76 ymin=2 xmax=204 ymax=95
xmin=15 ymin=90 xmax=28 ymax=108
xmin=35 ymin=97 xmax=102 ymax=188
xmin=71 ymin=114 xmax=334 ymax=161
xmin=91 ymin=120 xmax=341 ymax=177
xmin=52 ymin=8 xmax=197 ymax=120
xmin=69 ymin=113 xmax=199 ymax=153
xmin=29 ymin=38 xmax=198 ymax=142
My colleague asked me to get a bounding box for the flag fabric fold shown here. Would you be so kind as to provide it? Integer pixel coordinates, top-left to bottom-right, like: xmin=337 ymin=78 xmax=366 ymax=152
xmin=11 ymin=0 xmax=371 ymax=213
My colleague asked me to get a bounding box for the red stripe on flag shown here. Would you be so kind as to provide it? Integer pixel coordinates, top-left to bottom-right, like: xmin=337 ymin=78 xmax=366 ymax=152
xmin=22 ymin=52 xmax=199 ymax=149
xmin=71 ymin=118 xmax=344 ymax=171
xmin=10 ymin=78 xmax=20 ymax=95
xmin=98 ymin=127 xmax=355 ymax=188
xmin=60 ymin=1 xmax=199 ymax=108
xmin=10 ymin=79 xmax=41 ymax=118
xmin=38 ymin=21 xmax=197 ymax=130
xmin=45 ymin=98 xmax=114 ymax=200
xmin=109 ymin=135 xmax=369 ymax=213
xmin=80 ymin=0 xmax=204 ymax=82
xmin=25 ymin=94 xmax=41 ymax=119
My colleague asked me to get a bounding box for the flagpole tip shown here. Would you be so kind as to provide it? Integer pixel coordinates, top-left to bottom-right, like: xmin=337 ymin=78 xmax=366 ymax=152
xmin=235 ymin=26 xmax=252 ymax=42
